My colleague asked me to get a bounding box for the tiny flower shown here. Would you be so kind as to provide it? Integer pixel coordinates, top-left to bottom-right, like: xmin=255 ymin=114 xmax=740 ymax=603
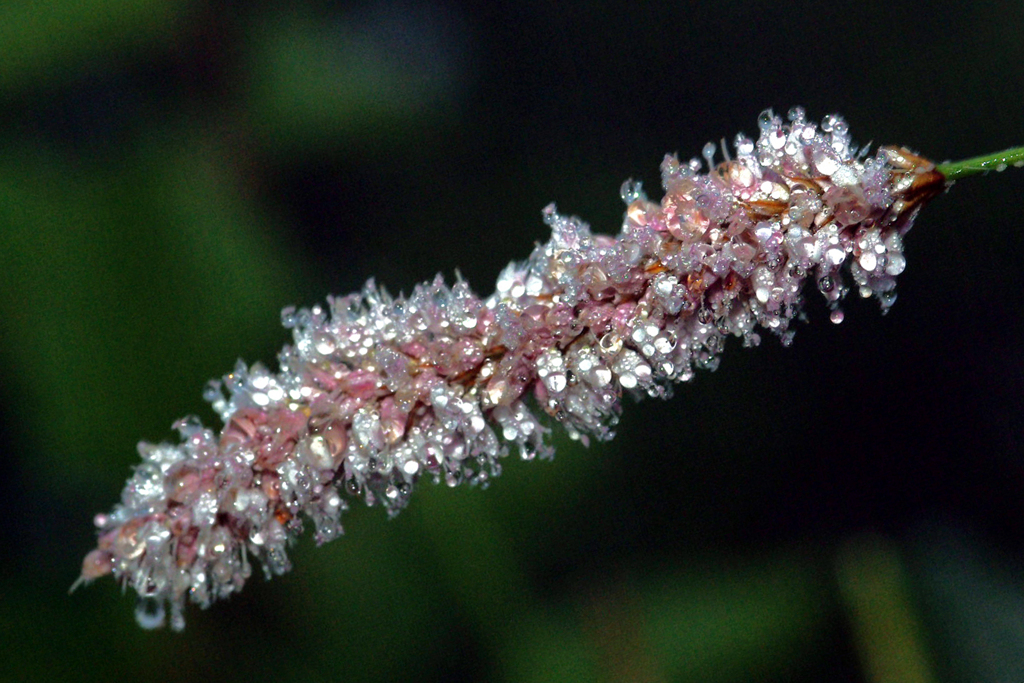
xmin=79 ymin=108 xmax=949 ymax=630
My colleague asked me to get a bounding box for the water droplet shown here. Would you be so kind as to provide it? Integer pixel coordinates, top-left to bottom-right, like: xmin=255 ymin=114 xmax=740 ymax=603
xmin=135 ymin=597 xmax=166 ymax=630
xmin=702 ymin=141 xmax=716 ymax=169
xmin=826 ymin=247 xmax=846 ymax=266
xmin=885 ymin=253 xmax=906 ymax=276
xmin=202 ymin=381 xmax=222 ymax=404
xmin=306 ymin=435 xmax=334 ymax=470
xmin=813 ymin=149 xmax=839 ymax=176
xmin=547 ymin=373 xmax=567 ymax=393
xmin=818 ymin=275 xmax=835 ymax=293
xmin=830 ymin=309 xmax=845 ymax=324
xmin=598 ymin=333 xmax=623 ymax=356
xmin=169 ymin=606 xmax=186 ymax=632
xmin=858 ymin=252 xmax=877 ymax=272
xmin=653 ymin=332 xmax=677 ymax=354
xmin=314 ymin=334 xmax=336 ymax=355
xmin=620 ymin=179 xmax=643 ymax=204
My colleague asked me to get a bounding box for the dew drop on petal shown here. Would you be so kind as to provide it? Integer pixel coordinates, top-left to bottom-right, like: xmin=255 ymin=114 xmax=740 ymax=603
xmin=314 ymin=334 xmax=336 ymax=355
xmin=885 ymin=254 xmax=906 ymax=276
xmin=813 ymin=150 xmax=839 ymax=176
xmin=830 ymin=309 xmax=845 ymax=325
xmin=735 ymin=134 xmax=754 ymax=156
xmin=634 ymin=364 xmax=652 ymax=382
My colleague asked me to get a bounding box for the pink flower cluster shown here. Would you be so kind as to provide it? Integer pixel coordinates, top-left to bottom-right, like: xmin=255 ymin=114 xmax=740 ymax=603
xmin=78 ymin=108 xmax=945 ymax=630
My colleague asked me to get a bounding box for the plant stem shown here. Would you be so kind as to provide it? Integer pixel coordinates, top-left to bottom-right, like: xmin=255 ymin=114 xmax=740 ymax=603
xmin=936 ymin=146 xmax=1024 ymax=180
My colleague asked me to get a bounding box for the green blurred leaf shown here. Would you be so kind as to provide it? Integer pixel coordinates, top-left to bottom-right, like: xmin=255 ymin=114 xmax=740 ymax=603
xmin=0 ymin=132 xmax=299 ymax=489
xmin=0 ymin=0 xmax=197 ymax=91
xmin=244 ymin=7 xmax=465 ymax=155
xmin=641 ymin=553 xmax=829 ymax=681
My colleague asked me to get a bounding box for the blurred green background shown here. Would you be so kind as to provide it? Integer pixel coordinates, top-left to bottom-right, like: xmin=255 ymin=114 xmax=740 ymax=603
xmin=1 ymin=1 xmax=1023 ymax=681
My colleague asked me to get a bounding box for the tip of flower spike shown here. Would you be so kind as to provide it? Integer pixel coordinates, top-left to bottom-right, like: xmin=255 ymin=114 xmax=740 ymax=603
xmin=878 ymin=147 xmax=946 ymax=228
xmin=70 ymin=547 xmax=115 ymax=595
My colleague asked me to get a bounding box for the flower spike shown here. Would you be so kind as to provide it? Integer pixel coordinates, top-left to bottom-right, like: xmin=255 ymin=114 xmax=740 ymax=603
xmin=80 ymin=108 xmax=954 ymax=630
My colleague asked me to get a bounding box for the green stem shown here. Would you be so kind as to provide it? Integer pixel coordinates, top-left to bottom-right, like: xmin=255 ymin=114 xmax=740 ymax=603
xmin=936 ymin=145 xmax=1024 ymax=180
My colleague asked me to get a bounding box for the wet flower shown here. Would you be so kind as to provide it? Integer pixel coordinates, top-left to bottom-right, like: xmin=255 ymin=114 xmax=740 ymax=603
xmin=78 ymin=108 xmax=945 ymax=630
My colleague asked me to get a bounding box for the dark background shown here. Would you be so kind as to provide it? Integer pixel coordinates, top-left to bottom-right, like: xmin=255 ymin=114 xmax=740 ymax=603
xmin=1 ymin=1 xmax=1023 ymax=681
